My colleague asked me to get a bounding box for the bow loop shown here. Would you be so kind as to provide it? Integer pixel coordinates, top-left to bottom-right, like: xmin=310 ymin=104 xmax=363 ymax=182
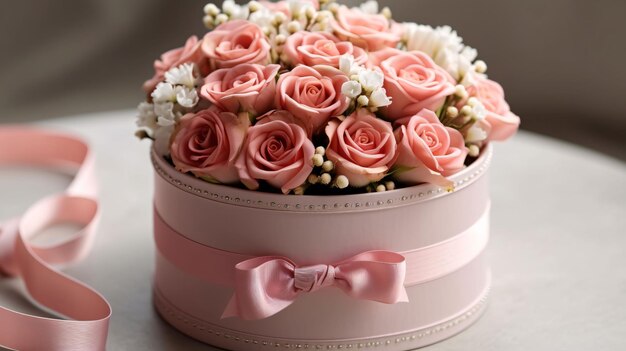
xmin=222 ymin=250 xmax=408 ymax=320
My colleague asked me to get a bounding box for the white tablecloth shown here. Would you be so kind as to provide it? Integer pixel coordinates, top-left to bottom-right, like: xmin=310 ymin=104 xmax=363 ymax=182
xmin=1 ymin=110 xmax=625 ymax=350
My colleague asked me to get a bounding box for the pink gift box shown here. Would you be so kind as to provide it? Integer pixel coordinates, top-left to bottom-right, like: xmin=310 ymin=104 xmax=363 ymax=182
xmin=151 ymin=144 xmax=492 ymax=350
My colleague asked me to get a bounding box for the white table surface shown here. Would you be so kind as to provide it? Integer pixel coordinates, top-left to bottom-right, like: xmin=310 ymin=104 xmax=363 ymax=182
xmin=1 ymin=110 xmax=625 ymax=351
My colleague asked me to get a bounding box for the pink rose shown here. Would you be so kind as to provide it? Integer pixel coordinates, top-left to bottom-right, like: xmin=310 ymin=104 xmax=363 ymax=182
xmin=394 ymin=109 xmax=468 ymax=187
xmin=466 ymin=76 xmax=520 ymax=141
xmin=276 ymin=65 xmax=349 ymax=133
xmin=201 ymin=20 xmax=270 ymax=69
xmin=283 ymin=31 xmax=367 ymax=68
xmin=236 ymin=110 xmax=314 ymax=194
xmin=372 ymin=48 xmax=456 ymax=121
xmin=331 ymin=5 xmax=401 ymax=51
xmin=200 ymin=64 xmax=279 ymax=115
xmin=170 ymin=108 xmax=249 ymax=184
xmin=325 ymin=109 xmax=397 ymax=187
xmin=143 ymin=36 xmax=208 ymax=93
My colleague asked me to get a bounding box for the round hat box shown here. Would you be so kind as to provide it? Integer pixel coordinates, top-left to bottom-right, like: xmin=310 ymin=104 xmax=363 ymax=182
xmin=151 ymin=144 xmax=492 ymax=350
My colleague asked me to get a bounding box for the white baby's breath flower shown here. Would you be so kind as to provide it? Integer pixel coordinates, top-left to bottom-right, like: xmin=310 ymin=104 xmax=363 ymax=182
xmin=404 ymin=24 xmax=463 ymax=57
xmin=404 ymin=23 xmax=477 ymax=81
xmin=222 ymin=0 xmax=249 ymax=19
xmin=341 ymin=80 xmax=362 ymax=98
xmin=154 ymin=101 xmax=176 ymax=126
xmin=175 ymin=86 xmax=199 ymax=108
xmin=369 ymin=87 xmax=391 ymax=107
xmin=164 ymin=63 xmax=197 ymax=88
xmin=248 ymin=7 xmax=275 ymax=31
xmin=465 ymin=124 xmax=488 ymax=143
xmin=288 ymin=0 xmax=316 ymax=20
xmin=461 ymin=46 xmax=478 ymax=62
xmin=359 ymin=0 xmax=379 ymax=14
xmin=358 ymin=69 xmax=384 ymax=92
xmin=136 ymin=102 xmax=158 ymax=132
xmin=153 ymin=124 xmax=175 ymax=156
xmin=151 ymin=82 xmax=177 ymax=103
xmin=339 ymin=54 xmax=356 ymax=75
xmin=471 ymin=99 xmax=487 ymax=120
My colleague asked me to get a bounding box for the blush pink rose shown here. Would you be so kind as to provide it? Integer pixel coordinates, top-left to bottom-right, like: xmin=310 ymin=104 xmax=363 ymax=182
xmin=331 ymin=5 xmax=401 ymax=51
xmin=200 ymin=64 xmax=279 ymax=115
xmin=202 ymin=20 xmax=270 ymax=69
xmin=236 ymin=110 xmax=314 ymax=194
xmin=143 ymin=35 xmax=208 ymax=93
xmin=283 ymin=31 xmax=367 ymax=68
xmin=325 ymin=109 xmax=397 ymax=187
xmin=465 ymin=76 xmax=520 ymax=141
xmin=372 ymin=48 xmax=456 ymax=121
xmin=276 ymin=65 xmax=349 ymax=133
xmin=170 ymin=108 xmax=249 ymax=184
xmin=393 ymin=109 xmax=468 ymax=187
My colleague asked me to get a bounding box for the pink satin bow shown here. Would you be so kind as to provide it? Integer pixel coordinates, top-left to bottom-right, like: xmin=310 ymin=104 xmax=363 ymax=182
xmin=222 ymin=251 xmax=409 ymax=320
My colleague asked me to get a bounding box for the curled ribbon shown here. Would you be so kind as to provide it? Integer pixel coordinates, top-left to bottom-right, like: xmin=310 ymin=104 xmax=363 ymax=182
xmin=222 ymin=251 xmax=409 ymax=320
xmin=0 ymin=127 xmax=110 ymax=351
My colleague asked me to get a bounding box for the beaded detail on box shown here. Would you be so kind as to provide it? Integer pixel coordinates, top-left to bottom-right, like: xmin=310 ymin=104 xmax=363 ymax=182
xmin=150 ymin=144 xmax=492 ymax=213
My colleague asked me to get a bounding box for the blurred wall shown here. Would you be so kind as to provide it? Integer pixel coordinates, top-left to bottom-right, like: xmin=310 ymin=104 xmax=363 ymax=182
xmin=0 ymin=0 xmax=625 ymax=160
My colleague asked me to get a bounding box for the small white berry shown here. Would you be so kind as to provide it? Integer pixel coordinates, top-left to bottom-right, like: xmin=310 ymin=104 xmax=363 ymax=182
xmin=215 ymin=13 xmax=229 ymax=25
xmin=474 ymin=60 xmax=487 ymax=74
xmin=308 ymin=174 xmax=319 ymax=184
xmin=460 ymin=105 xmax=473 ymax=116
xmin=357 ymin=95 xmax=369 ymax=107
xmin=287 ymin=21 xmax=301 ymax=33
xmin=203 ymin=15 xmax=214 ymax=28
xmin=385 ymin=181 xmax=395 ymax=190
xmin=322 ymin=160 xmax=334 ymax=172
xmin=274 ymin=12 xmax=287 ymax=24
xmin=320 ymin=173 xmax=332 ymax=185
xmin=315 ymin=146 xmax=326 ymax=156
xmin=305 ymin=6 xmax=316 ymax=19
xmin=316 ymin=10 xmax=331 ymax=22
xmin=204 ymin=3 xmax=219 ymax=16
xmin=336 ymin=175 xmax=349 ymax=189
xmin=467 ymin=97 xmax=479 ymax=107
xmin=446 ymin=106 xmax=459 ymax=118
xmin=376 ymin=184 xmax=386 ymax=192
xmin=248 ymin=1 xmax=261 ymax=12
xmin=454 ymin=84 xmax=468 ymax=99
xmin=293 ymin=186 xmax=305 ymax=195
xmin=468 ymin=144 xmax=480 ymax=157
xmin=381 ymin=7 xmax=392 ymax=19
xmin=312 ymin=154 xmax=324 ymax=167
xmin=275 ymin=34 xmax=287 ymax=45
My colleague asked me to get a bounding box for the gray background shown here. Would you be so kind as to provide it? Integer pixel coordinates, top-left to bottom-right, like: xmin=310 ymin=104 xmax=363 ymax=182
xmin=0 ymin=0 xmax=625 ymax=160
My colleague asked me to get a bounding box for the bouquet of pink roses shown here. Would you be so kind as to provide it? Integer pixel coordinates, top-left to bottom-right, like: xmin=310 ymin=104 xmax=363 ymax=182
xmin=136 ymin=0 xmax=520 ymax=195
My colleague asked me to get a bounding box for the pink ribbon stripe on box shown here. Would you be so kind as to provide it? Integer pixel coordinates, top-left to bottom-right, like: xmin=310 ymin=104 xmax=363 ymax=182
xmin=153 ymin=202 xmax=490 ymax=320
xmin=0 ymin=127 xmax=110 ymax=351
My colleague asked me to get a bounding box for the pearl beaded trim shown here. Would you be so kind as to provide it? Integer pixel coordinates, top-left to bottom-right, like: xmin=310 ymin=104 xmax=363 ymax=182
xmin=150 ymin=146 xmax=492 ymax=213
xmin=154 ymin=286 xmax=489 ymax=350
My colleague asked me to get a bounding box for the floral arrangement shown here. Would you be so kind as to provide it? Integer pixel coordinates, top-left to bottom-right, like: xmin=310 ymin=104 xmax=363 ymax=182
xmin=136 ymin=0 xmax=520 ymax=195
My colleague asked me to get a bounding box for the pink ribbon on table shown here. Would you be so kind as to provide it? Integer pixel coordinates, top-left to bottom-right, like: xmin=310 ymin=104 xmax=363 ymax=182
xmin=222 ymin=251 xmax=408 ymax=320
xmin=0 ymin=127 xmax=110 ymax=351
